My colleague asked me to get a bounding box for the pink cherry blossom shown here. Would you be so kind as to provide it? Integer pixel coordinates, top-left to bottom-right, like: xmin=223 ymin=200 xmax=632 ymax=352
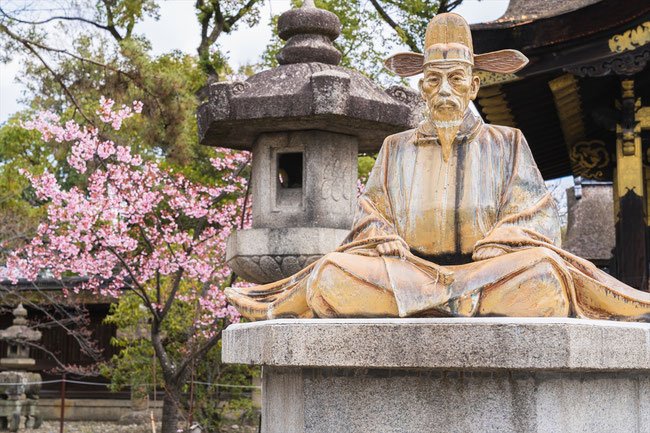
xmin=3 ymin=98 xmax=251 ymax=342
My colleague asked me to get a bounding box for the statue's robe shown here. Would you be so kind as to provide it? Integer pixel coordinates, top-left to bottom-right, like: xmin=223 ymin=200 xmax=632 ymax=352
xmin=226 ymin=110 xmax=650 ymax=321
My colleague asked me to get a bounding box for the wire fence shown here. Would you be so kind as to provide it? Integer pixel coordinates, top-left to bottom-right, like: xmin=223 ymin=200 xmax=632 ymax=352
xmin=0 ymin=378 xmax=261 ymax=389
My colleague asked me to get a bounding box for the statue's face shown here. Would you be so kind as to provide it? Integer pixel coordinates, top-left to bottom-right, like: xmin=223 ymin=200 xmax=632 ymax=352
xmin=419 ymin=63 xmax=480 ymax=122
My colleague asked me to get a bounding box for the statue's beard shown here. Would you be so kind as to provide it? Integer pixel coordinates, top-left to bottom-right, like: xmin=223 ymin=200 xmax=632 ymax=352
xmin=430 ymin=102 xmax=465 ymax=162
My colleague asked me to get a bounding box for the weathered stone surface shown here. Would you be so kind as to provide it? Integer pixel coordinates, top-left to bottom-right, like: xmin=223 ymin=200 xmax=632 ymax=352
xmin=197 ymin=63 xmax=423 ymax=152
xmin=277 ymin=3 xmax=340 ymax=41
xmin=385 ymin=85 xmax=427 ymax=127
xmin=251 ymin=131 xmax=357 ymax=229
xmin=226 ymin=227 xmax=347 ymax=284
xmin=563 ymin=183 xmax=614 ymax=265
xmin=227 ymin=128 xmax=356 ymax=283
xmin=278 ymin=34 xmax=342 ymax=65
xmin=223 ymin=318 xmax=650 ymax=371
xmin=197 ymin=0 xmax=424 ymax=153
xmin=277 ymin=2 xmax=342 ymax=66
xmin=224 ymin=319 xmax=650 ymax=433
xmin=260 ymin=367 xmax=650 ymax=433
xmin=200 ymin=0 xmax=425 ymax=285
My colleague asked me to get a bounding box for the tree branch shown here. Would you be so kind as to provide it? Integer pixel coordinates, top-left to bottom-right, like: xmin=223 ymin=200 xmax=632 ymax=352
xmin=196 ymin=0 xmax=225 ymax=66
xmin=23 ymin=340 xmax=100 ymax=377
xmin=151 ymin=315 xmax=175 ymax=381
xmin=225 ymin=0 xmax=261 ymax=31
xmin=160 ymin=268 xmax=184 ymax=319
xmin=0 ymin=281 xmax=102 ymax=366
xmin=100 ymin=0 xmax=124 ymax=41
xmin=437 ymin=0 xmax=464 ymax=14
xmin=0 ymin=21 xmax=168 ymax=121
xmin=173 ymin=325 xmax=224 ymax=383
xmin=368 ymin=0 xmax=421 ymax=53
xmin=104 ymin=245 xmax=158 ymax=320
xmin=0 ymin=23 xmax=96 ymax=126
xmin=0 ymin=6 xmax=122 ymax=38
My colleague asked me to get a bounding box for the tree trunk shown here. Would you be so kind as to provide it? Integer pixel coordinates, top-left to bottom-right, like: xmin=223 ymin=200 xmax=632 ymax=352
xmin=160 ymin=387 xmax=181 ymax=433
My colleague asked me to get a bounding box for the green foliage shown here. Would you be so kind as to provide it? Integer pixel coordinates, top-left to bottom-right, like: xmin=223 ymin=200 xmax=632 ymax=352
xmin=0 ymin=115 xmax=82 ymax=262
xmin=92 ymin=0 xmax=160 ymax=39
xmin=194 ymin=0 xmax=265 ymax=75
xmin=358 ymin=154 xmax=377 ymax=182
xmin=191 ymin=342 xmax=259 ymax=431
xmin=19 ymin=36 xmax=208 ymax=167
xmin=262 ymin=0 xmax=446 ymax=84
xmin=102 ymin=288 xmax=258 ymax=430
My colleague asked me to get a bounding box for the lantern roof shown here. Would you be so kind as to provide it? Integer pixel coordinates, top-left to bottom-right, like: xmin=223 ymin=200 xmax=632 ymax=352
xmin=197 ymin=1 xmax=424 ymax=152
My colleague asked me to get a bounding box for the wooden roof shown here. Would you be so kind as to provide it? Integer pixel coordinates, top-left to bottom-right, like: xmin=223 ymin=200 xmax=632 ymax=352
xmin=478 ymin=0 xmax=602 ymax=29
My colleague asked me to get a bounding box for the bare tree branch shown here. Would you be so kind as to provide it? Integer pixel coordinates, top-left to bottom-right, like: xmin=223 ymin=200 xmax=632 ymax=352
xmin=174 ymin=325 xmax=224 ymax=383
xmin=0 ymin=6 xmax=122 ymax=38
xmin=104 ymin=245 xmax=158 ymax=320
xmin=0 ymin=23 xmax=95 ymax=126
xmin=437 ymin=0 xmax=465 ymax=14
xmin=368 ymin=0 xmax=421 ymax=53
xmin=196 ymin=0 xmax=225 ymax=72
xmin=225 ymin=0 xmax=260 ymax=30
xmin=100 ymin=0 xmax=124 ymax=41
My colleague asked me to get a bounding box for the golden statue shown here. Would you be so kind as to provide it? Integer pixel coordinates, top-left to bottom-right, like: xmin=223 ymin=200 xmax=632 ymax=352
xmin=226 ymin=13 xmax=650 ymax=322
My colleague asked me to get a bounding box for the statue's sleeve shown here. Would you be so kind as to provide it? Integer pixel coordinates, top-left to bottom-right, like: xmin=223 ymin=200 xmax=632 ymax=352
xmin=473 ymin=129 xmax=562 ymax=258
xmin=342 ymin=139 xmax=404 ymax=246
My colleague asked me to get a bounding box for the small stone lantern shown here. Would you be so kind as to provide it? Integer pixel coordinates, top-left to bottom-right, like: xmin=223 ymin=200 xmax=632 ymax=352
xmin=0 ymin=304 xmax=42 ymax=431
xmin=197 ymin=1 xmax=424 ymax=283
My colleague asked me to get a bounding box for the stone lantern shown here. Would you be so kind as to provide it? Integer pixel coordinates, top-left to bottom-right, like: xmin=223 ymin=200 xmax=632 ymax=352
xmin=197 ymin=1 xmax=424 ymax=283
xmin=0 ymin=304 xmax=42 ymax=431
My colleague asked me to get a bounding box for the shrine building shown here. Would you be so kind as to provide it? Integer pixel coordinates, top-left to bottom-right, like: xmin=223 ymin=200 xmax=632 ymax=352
xmin=471 ymin=0 xmax=650 ymax=291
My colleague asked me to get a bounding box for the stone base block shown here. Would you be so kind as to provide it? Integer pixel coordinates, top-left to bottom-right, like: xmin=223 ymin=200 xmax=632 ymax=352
xmin=262 ymin=367 xmax=649 ymax=433
xmin=39 ymin=399 xmax=162 ymax=422
xmin=223 ymin=318 xmax=650 ymax=433
xmin=225 ymin=227 xmax=348 ymax=283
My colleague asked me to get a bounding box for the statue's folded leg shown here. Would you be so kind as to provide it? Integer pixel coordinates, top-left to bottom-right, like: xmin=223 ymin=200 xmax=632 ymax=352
xmin=566 ymin=264 xmax=650 ymax=321
xmin=305 ymin=247 xmax=576 ymax=318
xmin=234 ymin=245 xmax=649 ymax=320
xmin=451 ymin=247 xmax=573 ymax=318
xmin=306 ymin=252 xmax=400 ymax=317
xmin=461 ymin=246 xmax=650 ymax=320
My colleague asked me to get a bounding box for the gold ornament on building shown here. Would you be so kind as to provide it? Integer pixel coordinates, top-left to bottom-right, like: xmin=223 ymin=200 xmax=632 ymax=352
xmin=569 ymin=140 xmax=611 ymax=180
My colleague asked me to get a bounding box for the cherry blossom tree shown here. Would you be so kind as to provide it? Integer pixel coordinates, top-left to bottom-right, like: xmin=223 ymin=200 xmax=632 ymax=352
xmin=2 ymin=98 xmax=250 ymax=433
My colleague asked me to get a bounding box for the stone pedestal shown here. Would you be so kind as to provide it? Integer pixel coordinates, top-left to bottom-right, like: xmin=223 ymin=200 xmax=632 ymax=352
xmin=223 ymin=318 xmax=650 ymax=433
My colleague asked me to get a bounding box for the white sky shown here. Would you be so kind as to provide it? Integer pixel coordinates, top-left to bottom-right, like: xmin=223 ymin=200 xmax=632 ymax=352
xmin=0 ymin=0 xmax=509 ymax=123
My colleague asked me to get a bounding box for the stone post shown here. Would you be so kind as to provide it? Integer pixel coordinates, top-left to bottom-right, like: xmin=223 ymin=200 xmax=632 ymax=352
xmin=562 ymin=181 xmax=615 ymax=267
xmin=0 ymin=304 xmax=43 ymax=431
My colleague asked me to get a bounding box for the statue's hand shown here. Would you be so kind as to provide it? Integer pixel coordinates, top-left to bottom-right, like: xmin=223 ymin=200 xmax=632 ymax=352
xmin=376 ymin=240 xmax=409 ymax=258
xmin=472 ymin=246 xmax=506 ymax=261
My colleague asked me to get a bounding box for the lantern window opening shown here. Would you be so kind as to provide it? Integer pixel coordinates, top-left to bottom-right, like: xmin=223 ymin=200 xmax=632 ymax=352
xmin=277 ymin=152 xmax=304 ymax=189
xmin=275 ymin=150 xmax=304 ymax=208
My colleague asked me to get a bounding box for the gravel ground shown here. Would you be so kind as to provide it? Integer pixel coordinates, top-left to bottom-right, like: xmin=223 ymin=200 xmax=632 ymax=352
xmin=22 ymin=421 xmax=160 ymax=433
xmin=20 ymin=420 xmax=258 ymax=433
